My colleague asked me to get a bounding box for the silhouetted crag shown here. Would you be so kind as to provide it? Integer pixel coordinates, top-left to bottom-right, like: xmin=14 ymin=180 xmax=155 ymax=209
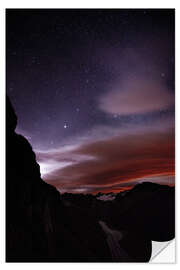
xmin=104 ymin=182 xmax=175 ymax=242
xmin=6 ymin=96 xmax=111 ymax=262
xmin=6 ymin=96 xmax=175 ymax=262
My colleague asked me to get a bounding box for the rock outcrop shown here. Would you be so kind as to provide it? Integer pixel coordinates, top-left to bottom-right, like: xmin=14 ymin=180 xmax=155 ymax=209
xmin=6 ymin=96 xmax=111 ymax=262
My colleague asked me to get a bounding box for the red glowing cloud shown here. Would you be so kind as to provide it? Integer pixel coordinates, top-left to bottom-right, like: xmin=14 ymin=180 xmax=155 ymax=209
xmin=36 ymin=126 xmax=174 ymax=194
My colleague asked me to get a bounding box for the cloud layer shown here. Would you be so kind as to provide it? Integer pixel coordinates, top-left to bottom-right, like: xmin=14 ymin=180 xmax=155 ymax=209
xmin=99 ymin=78 xmax=174 ymax=116
xmin=36 ymin=125 xmax=174 ymax=194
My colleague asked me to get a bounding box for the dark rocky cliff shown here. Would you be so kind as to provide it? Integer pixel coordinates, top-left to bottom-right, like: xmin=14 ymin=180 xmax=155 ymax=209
xmin=6 ymin=96 xmax=111 ymax=262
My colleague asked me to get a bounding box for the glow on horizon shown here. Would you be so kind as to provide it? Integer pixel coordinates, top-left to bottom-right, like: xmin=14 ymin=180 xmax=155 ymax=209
xmin=39 ymin=161 xmax=73 ymax=177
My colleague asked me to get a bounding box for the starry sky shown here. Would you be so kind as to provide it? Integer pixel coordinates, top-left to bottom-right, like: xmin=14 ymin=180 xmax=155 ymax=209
xmin=6 ymin=9 xmax=175 ymax=194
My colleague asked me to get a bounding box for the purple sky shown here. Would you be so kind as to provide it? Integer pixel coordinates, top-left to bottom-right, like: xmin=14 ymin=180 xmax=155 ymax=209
xmin=7 ymin=9 xmax=175 ymax=193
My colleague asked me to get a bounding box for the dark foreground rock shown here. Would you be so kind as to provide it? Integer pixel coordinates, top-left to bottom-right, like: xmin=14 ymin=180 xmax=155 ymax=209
xmin=6 ymin=96 xmax=111 ymax=262
xmin=6 ymin=96 xmax=175 ymax=262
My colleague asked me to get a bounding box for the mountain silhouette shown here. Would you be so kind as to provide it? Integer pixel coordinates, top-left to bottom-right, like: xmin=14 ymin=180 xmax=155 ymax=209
xmin=6 ymin=96 xmax=175 ymax=262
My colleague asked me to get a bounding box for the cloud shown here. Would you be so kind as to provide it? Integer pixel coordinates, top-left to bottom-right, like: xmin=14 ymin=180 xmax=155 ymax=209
xmin=99 ymin=78 xmax=174 ymax=116
xmin=36 ymin=125 xmax=174 ymax=194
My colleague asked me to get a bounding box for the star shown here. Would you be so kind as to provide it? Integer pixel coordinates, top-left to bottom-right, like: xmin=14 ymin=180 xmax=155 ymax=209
xmin=64 ymin=124 xmax=68 ymax=129
xmin=84 ymin=68 xmax=89 ymax=73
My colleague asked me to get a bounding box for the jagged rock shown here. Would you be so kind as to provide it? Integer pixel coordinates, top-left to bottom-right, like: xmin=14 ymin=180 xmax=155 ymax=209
xmin=103 ymin=182 xmax=175 ymax=242
xmin=6 ymin=96 xmax=111 ymax=262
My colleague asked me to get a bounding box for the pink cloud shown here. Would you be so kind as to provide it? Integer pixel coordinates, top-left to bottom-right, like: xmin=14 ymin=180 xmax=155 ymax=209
xmin=36 ymin=126 xmax=174 ymax=194
xmin=99 ymin=78 xmax=174 ymax=115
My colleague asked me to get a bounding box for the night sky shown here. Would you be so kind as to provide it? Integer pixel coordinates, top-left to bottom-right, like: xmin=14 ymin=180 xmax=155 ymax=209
xmin=6 ymin=9 xmax=175 ymax=194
